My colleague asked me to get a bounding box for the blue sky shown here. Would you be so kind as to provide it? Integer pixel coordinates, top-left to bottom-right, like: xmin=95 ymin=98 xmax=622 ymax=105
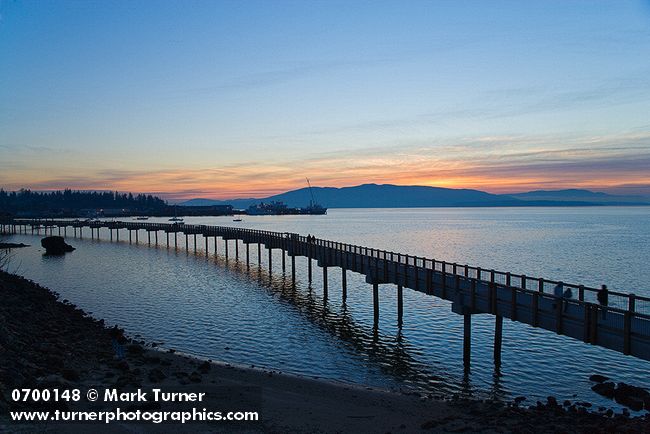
xmin=1 ymin=0 xmax=649 ymax=198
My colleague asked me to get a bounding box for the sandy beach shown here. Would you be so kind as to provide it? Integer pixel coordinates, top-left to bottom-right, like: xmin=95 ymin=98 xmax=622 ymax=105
xmin=1 ymin=271 xmax=648 ymax=433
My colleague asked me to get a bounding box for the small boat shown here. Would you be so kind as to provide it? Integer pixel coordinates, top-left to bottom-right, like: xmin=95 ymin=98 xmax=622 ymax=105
xmin=168 ymin=205 xmax=183 ymax=222
xmin=233 ymin=218 xmax=243 ymax=222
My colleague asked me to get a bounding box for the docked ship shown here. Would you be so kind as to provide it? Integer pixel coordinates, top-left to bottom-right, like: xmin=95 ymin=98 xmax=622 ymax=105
xmin=246 ymin=179 xmax=327 ymax=216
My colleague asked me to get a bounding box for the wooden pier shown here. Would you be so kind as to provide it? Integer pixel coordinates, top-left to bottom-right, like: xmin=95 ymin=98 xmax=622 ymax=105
xmin=2 ymin=218 xmax=650 ymax=367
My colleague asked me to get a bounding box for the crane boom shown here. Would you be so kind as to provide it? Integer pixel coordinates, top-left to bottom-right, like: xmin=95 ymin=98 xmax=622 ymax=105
xmin=306 ymin=178 xmax=316 ymax=207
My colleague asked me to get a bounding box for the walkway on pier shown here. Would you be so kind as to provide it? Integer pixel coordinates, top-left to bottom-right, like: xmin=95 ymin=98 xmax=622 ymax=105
xmin=3 ymin=218 xmax=650 ymax=366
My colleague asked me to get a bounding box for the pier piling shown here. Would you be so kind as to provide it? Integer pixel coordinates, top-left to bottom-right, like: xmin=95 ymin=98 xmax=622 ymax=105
xmin=373 ymin=282 xmax=379 ymax=325
xmin=308 ymin=258 xmax=313 ymax=283
xmin=463 ymin=313 xmax=472 ymax=369
xmin=397 ymin=285 xmax=403 ymax=325
xmin=494 ymin=315 xmax=503 ymax=367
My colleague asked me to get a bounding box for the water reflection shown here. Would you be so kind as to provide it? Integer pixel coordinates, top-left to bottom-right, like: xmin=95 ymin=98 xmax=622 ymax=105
xmin=211 ymin=249 xmax=477 ymax=398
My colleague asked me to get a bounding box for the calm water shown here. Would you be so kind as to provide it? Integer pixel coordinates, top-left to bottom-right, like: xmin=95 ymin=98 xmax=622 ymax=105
xmin=5 ymin=207 xmax=650 ymax=412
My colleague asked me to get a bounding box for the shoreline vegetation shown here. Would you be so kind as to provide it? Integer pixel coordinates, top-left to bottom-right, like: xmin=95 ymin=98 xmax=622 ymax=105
xmin=1 ymin=271 xmax=648 ymax=433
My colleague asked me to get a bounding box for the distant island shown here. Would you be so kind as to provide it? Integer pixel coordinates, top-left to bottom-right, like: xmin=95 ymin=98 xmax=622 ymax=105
xmin=180 ymin=184 xmax=650 ymax=209
xmin=1 ymin=185 xmax=648 ymax=218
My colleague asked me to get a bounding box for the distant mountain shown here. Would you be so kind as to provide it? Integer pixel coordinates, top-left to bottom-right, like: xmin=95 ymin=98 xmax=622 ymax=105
xmin=178 ymin=184 xmax=650 ymax=209
xmin=508 ymin=189 xmax=650 ymax=204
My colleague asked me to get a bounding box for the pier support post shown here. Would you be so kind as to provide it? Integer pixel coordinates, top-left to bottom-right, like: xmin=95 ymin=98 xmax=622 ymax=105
xmin=205 ymin=236 xmax=208 ymax=254
xmin=494 ymin=315 xmax=503 ymax=367
xmin=129 ymin=230 xmax=132 ymax=244
xmin=148 ymin=231 xmax=151 ymax=245
xmin=135 ymin=230 xmax=138 ymax=244
xmin=246 ymin=243 xmax=250 ymax=266
xmin=214 ymin=236 xmax=218 ymax=254
xmin=342 ymin=268 xmax=347 ymax=302
xmin=258 ymin=243 xmax=261 ymax=265
xmin=291 ymin=255 xmax=296 ymax=284
xmin=282 ymin=249 xmax=286 ymax=273
xmin=463 ymin=313 xmax=472 ymax=369
xmin=235 ymin=240 xmax=239 ymax=259
xmin=193 ymin=234 xmax=197 ymax=252
xmin=323 ymin=266 xmax=328 ymax=299
xmin=225 ymin=239 xmax=229 ymax=258
xmin=116 ymin=228 xmax=119 ymax=241
xmin=174 ymin=232 xmax=178 ymax=249
xmin=185 ymin=234 xmax=188 ymax=251
xmin=308 ymin=258 xmax=312 ymax=283
xmin=268 ymin=248 xmax=272 ymax=274
xmin=373 ymin=282 xmax=379 ymax=325
xmin=166 ymin=232 xmax=169 ymax=247
xmin=397 ymin=285 xmax=403 ymax=325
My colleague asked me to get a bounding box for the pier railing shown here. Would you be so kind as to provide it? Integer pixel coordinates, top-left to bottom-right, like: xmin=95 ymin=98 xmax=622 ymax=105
xmin=3 ymin=218 xmax=650 ymax=364
xmin=4 ymin=218 xmax=649 ymax=315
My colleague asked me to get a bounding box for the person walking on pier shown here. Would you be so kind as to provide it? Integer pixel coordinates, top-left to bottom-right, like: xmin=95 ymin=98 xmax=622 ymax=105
xmin=597 ymin=284 xmax=609 ymax=319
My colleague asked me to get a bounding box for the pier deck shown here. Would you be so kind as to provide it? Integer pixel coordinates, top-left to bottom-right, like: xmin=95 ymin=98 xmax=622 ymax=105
xmin=3 ymin=218 xmax=649 ymax=366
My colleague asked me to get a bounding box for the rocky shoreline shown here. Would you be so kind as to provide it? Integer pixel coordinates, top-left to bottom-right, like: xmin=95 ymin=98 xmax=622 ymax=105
xmin=0 ymin=270 xmax=648 ymax=433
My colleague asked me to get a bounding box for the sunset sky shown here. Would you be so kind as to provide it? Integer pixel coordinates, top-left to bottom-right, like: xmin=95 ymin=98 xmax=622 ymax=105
xmin=1 ymin=0 xmax=650 ymax=200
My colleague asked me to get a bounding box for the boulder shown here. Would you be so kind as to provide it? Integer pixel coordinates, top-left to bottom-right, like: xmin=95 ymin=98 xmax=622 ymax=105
xmin=589 ymin=374 xmax=609 ymax=383
xmin=614 ymin=383 xmax=649 ymax=411
xmin=591 ymin=382 xmax=616 ymax=399
xmin=41 ymin=237 xmax=75 ymax=255
xmin=198 ymin=361 xmax=211 ymax=374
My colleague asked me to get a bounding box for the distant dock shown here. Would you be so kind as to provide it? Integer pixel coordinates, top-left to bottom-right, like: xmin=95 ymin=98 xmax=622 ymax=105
xmin=2 ymin=218 xmax=649 ymax=367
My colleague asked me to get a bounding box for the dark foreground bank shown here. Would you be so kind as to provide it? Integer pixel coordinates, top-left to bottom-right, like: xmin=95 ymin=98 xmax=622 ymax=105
xmin=0 ymin=271 xmax=648 ymax=433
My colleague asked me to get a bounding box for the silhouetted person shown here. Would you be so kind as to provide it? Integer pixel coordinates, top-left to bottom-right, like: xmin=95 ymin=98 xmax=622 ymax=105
xmin=597 ymin=284 xmax=609 ymax=319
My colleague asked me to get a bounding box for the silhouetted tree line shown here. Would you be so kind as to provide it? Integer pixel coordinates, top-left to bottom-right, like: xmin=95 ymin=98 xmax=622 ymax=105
xmin=0 ymin=189 xmax=167 ymax=214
